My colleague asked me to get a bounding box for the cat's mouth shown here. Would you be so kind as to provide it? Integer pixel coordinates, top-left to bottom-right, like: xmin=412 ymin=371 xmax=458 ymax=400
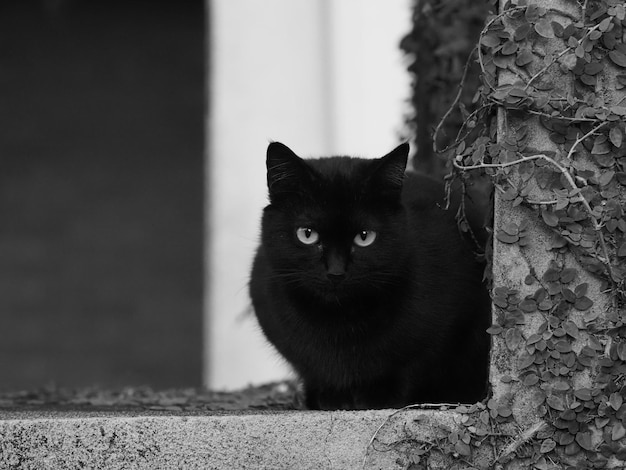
xmin=326 ymin=273 xmax=346 ymax=286
xmin=314 ymin=275 xmax=353 ymax=303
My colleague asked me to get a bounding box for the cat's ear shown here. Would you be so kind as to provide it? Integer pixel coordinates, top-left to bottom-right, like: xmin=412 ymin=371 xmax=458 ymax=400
xmin=266 ymin=142 xmax=312 ymax=200
xmin=369 ymin=143 xmax=409 ymax=197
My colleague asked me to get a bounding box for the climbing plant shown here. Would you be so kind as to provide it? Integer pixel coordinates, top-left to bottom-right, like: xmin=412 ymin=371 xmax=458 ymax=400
xmin=368 ymin=0 xmax=626 ymax=468
xmin=400 ymin=0 xmax=492 ymax=176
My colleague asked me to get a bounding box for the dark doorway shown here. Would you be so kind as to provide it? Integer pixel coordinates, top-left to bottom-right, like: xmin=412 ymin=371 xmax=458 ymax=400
xmin=0 ymin=0 xmax=204 ymax=389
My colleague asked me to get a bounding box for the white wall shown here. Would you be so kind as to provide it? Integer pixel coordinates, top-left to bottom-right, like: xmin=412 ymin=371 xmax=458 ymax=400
xmin=207 ymin=0 xmax=412 ymax=389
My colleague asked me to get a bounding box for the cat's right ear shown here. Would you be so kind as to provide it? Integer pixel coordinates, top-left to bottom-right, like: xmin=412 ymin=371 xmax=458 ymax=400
xmin=266 ymin=142 xmax=311 ymax=201
xmin=369 ymin=143 xmax=409 ymax=198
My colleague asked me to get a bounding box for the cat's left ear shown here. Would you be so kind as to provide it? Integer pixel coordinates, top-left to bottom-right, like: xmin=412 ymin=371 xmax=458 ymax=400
xmin=266 ymin=142 xmax=312 ymax=201
xmin=370 ymin=143 xmax=409 ymax=197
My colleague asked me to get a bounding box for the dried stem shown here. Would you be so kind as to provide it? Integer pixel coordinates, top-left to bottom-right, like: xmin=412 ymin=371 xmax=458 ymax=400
xmin=525 ymin=23 xmax=603 ymax=90
xmin=433 ymin=46 xmax=478 ymax=153
xmin=454 ymin=146 xmax=616 ymax=282
xmin=477 ymin=7 xmax=527 ymax=91
xmin=565 ymin=121 xmax=608 ymax=160
xmin=526 ymin=109 xmax=598 ymax=123
xmin=495 ymin=421 xmax=548 ymax=463
xmin=581 ymin=0 xmax=589 ymax=24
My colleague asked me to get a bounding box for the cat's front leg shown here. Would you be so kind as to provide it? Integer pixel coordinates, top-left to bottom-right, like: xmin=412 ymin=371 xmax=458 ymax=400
xmin=304 ymin=382 xmax=355 ymax=410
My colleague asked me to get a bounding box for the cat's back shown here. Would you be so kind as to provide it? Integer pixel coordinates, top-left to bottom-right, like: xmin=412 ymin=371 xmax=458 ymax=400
xmin=402 ymin=171 xmax=487 ymax=248
xmin=401 ymin=172 xmax=448 ymax=209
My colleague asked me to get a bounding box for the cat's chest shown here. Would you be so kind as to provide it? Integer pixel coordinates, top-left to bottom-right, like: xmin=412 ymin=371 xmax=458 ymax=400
xmin=283 ymin=302 xmax=405 ymax=354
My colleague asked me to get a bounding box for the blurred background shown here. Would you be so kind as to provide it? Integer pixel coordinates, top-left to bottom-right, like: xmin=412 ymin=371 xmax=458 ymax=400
xmin=0 ymin=0 xmax=204 ymax=389
xmin=0 ymin=0 xmax=486 ymax=391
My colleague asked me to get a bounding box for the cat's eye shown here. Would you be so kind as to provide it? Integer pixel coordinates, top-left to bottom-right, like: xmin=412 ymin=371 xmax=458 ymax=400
xmin=353 ymin=230 xmax=377 ymax=247
xmin=296 ymin=227 xmax=320 ymax=245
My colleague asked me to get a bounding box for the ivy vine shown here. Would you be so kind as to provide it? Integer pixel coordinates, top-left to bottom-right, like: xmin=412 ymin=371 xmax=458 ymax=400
xmin=367 ymin=0 xmax=626 ymax=468
xmin=454 ymin=0 xmax=626 ymax=302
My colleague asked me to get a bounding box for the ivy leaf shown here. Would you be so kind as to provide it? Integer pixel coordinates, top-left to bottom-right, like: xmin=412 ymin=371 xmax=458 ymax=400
xmin=514 ymin=23 xmax=531 ymax=41
xmin=598 ymin=17 xmax=613 ymax=32
xmin=551 ymin=21 xmax=564 ymax=38
xmin=618 ymin=342 xmax=626 ymax=361
xmin=454 ymin=440 xmax=472 ymax=457
xmin=574 ymin=283 xmax=588 ymax=298
xmin=595 ymin=417 xmax=610 ymax=430
xmin=505 ymin=328 xmax=523 ymax=351
xmin=519 ymin=298 xmax=537 ymax=313
xmin=574 ymin=296 xmax=593 ymax=311
xmin=552 ymin=381 xmax=570 ymax=392
xmin=609 ymin=127 xmax=623 ymax=148
xmin=563 ymin=320 xmax=579 ymax=339
xmin=518 ymin=352 xmax=535 ymax=370
xmin=525 ymin=4 xmax=541 ymax=22
xmin=562 ymin=288 xmax=576 ymax=303
xmin=534 ymin=457 xmax=552 ymax=470
xmin=546 ymin=395 xmax=565 ymax=411
xmin=516 ymin=50 xmax=535 ymax=67
xmin=498 ymin=406 xmax=512 ymax=418
xmin=501 ymin=40 xmax=518 ymax=56
xmin=575 ymin=44 xmax=585 ymax=58
xmin=609 ymin=392 xmax=623 ymax=411
xmin=555 ymin=340 xmax=572 ymax=353
xmin=558 ymin=432 xmax=575 ymax=445
xmin=592 ymin=137 xmax=611 ymax=155
xmin=560 ymin=268 xmax=576 ymax=283
xmin=589 ymin=30 xmax=602 ymax=41
xmin=609 ymin=50 xmax=626 ymax=68
xmin=598 ymin=170 xmax=615 ymax=187
xmin=502 ymin=186 xmax=519 ymax=201
xmin=611 ymin=106 xmax=626 ymax=116
xmin=523 ymin=373 xmax=539 ymax=386
xmin=502 ymin=222 xmax=520 ymax=236
xmin=526 ymin=333 xmax=542 ymax=345
xmin=540 ymin=438 xmax=557 ymax=453
xmin=575 ymin=432 xmax=594 ymax=451
xmin=487 ymin=325 xmax=503 ymax=335
xmin=583 ymin=309 xmax=600 ymax=323
xmin=574 ymin=388 xmax=592 ymax=401
xmin=543 ymin=267 xmax=560 ymax=282
xmin=581 ymin=73 xmax=598 ymax=89
xmin=481 ymin=34 xmax=501 ymax=48
xmin=584 ymin=61 xmax=603 ymax=75
xmin=534 ymin=19 xmax=555 ymax=39
xmin=541 ymin=209 xmax=559 ymax=227
xmin=613 ymin=423 xmax=626 ymax=441
xmin=496 ymin=230 xmax=520 ymax=244
xmin=549 ymin=234 xmax=568 ymax=249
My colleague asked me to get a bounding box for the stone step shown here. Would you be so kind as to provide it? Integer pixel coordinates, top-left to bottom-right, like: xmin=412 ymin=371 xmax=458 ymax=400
xmin=0 ymin=408 xmax=454 ymax=469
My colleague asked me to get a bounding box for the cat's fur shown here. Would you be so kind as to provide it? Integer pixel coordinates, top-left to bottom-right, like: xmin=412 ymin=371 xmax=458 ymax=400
xmin=250 ymin=142 xmax=490 ymax=410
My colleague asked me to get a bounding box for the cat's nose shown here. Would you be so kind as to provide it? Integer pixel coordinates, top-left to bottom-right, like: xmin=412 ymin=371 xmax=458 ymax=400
xmin=324 ymin=249 xmax=347 ymax=280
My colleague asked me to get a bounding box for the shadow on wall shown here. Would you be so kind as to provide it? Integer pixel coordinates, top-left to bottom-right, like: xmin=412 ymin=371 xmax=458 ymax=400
xmin=0 ymin=0 xmax=204 ymax=389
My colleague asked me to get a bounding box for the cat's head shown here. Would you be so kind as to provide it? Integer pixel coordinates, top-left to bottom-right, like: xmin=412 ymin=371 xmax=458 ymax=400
xmin=260 ymin=142 xmax=410 ymax=306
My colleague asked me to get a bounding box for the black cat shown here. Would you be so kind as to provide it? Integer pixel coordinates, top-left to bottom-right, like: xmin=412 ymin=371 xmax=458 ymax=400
xmin=249 ymin=142 xmax=490 ymax=410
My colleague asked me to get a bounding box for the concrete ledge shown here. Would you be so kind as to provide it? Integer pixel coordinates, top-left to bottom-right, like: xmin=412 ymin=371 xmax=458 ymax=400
xmin=0 ymin=409 xmax=461 ymax=469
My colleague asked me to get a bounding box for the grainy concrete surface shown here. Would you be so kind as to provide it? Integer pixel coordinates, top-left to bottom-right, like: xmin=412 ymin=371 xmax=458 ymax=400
xmin=0 ymin=409 xmax=464 ymax=469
